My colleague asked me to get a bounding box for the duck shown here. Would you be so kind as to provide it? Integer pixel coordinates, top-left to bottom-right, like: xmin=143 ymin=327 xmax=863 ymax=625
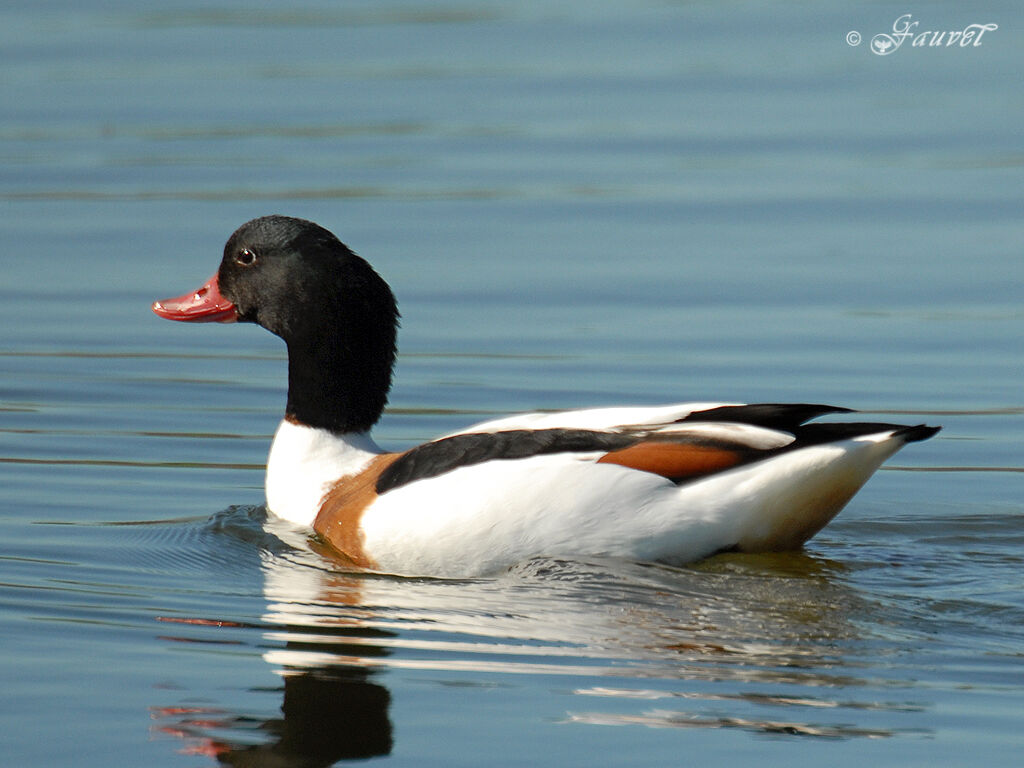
xmin=152 ymin=215 xmax=940 ymax=577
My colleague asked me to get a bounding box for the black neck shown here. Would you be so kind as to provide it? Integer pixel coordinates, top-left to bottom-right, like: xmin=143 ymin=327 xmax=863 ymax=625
xmin=284 ymin=328 xmax=396 ymax=435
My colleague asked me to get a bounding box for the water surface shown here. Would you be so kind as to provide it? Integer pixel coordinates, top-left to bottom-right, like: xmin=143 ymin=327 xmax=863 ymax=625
xmin=1 ymin=1 xmax=1022 ymax=766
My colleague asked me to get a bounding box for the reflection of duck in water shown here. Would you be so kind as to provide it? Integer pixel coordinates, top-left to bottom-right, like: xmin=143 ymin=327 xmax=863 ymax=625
xmin=220 ymin=658 xmax=391 ymax=767
xmin=154 ymin=216 xmax=938 ymax=577
xmin=250 ymin=553 xmax=393 ymax=766
xmin=152 ymin=634 xmax=392 ymax=767
xmin=153 ymin=543 xmax=394 ymax=767
xmin=152 ymin=511 xmax=914 ymax=759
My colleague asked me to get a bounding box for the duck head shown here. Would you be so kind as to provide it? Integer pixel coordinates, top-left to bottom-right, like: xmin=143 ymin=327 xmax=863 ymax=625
xmin=153 ymin=215 xmax=399 ymax=434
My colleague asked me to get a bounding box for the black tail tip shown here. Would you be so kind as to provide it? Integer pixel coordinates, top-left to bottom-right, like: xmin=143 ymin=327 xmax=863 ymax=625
xmin=897 ymin=424 xmax=942 ymax=443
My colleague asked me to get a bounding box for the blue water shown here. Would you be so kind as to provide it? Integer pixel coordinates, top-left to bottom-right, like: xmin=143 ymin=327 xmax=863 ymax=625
xmin=2 ymin=1 xmax=1022 ymax=766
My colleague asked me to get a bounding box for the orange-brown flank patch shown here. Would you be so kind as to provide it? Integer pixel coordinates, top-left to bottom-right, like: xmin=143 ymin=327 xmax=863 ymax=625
xmin=314 ymin=452 xmax=404 ymax=569
xmin=597 ymin=442 xmax=744 ymax=482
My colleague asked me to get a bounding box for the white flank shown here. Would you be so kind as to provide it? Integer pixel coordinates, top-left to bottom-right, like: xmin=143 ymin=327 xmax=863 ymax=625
xmin=359 ymin=429 xmax=912 ymax=578
xmin=265 ymin=420 xmax=382 ymax=527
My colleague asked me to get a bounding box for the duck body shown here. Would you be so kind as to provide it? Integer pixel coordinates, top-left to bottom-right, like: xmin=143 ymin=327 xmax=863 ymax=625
xmin=153 ymin=216 xmax=939 ymax=578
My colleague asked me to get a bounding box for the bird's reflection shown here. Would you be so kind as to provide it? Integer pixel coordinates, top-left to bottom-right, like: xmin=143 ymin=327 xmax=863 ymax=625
xmin=219 ymin=659 xmax=392 ymax=767
xmin=153 ymin=633 xmax=392 ymax=767
xmin=152 ymin=508 xmax=926 ymax=760
xmin=153 ymin=520 xmax=396 ymax=767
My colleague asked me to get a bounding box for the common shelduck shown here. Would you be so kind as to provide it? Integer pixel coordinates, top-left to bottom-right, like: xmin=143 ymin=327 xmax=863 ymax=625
xmin=153 ymin=215 xmax=940 ymax=577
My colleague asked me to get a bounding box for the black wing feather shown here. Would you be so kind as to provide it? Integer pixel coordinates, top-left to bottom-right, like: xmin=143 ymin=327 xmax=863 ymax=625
xmin=376 ymin=429 xmax=635 ymax=494
xmin=681 ymin=403 xmax=852 ymax=431
xmin=792 ymin=422 xmax=940 ymax=446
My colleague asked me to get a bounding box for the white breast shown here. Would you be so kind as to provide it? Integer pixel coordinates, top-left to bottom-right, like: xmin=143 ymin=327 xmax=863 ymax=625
xmin=265 ymin=420 xmax=382 ymax=527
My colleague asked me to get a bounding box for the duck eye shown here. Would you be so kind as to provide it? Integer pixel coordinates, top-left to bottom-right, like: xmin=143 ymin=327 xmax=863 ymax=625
xmin=235 ymin=248 xmax=257 ymax=266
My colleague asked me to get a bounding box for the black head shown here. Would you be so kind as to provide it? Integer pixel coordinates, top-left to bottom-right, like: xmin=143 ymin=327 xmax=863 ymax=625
xmin=219 ymin=215 xmax=399 ymax=433
xmin=219 ymin=216 xmax=377 ymax=331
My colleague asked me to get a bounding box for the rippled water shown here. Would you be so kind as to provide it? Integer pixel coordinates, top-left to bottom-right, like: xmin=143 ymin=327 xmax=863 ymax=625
xmin=2 ymin=1 xmax=1022 ymax=766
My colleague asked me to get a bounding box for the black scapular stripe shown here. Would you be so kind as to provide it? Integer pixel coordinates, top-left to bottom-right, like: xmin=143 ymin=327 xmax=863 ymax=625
xmin=376 ymin=428 xmax=636 ymax=494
